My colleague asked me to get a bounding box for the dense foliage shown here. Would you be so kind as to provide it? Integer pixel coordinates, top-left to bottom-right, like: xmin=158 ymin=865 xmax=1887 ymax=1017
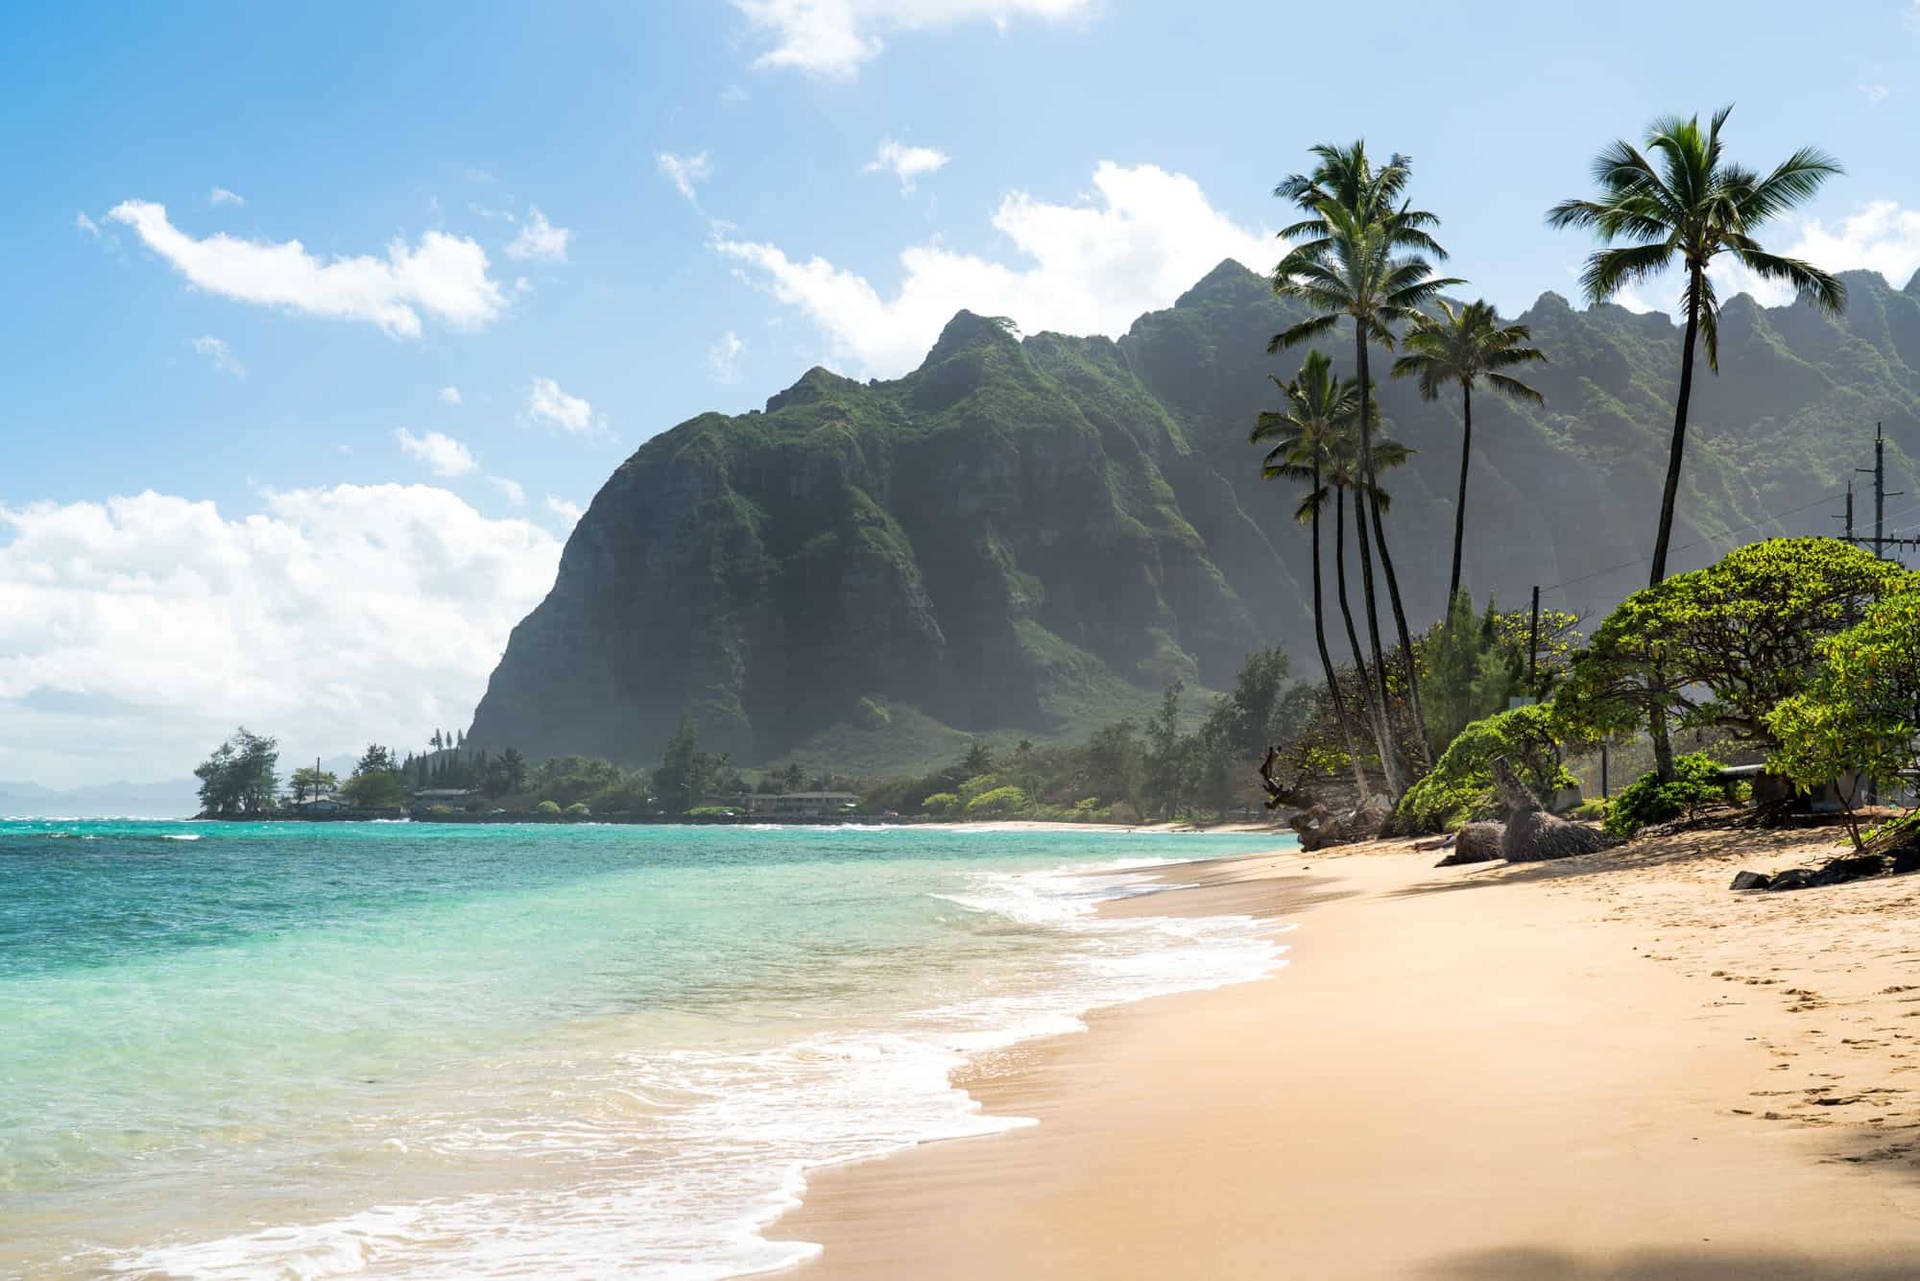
xmin=1555 ymin=539 xmax=1912 ymax=753
xmin=1392 ymin=704 xmax=1581 ymax=834
xmin=1602 ymin=753 xmax=1730 ymax=838
xmin=193 ymin=728 xmax=280 ymax=817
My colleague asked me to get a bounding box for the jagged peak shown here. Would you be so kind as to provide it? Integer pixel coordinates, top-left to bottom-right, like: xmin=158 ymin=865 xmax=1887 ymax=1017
xmin=1906 ymin=268 xmax=1920 ymax=297
xmin=765 ymin=365 xmax=860 ymax=413
xmin=923 ymin=310 xmax=1021 ymax=364
xmin=1173 ymin=258 xmax=1268 ymax=308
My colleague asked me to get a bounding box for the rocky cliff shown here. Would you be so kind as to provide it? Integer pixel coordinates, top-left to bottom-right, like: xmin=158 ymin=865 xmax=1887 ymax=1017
xmin=469 ymin=261 xmax=1920 ymax=771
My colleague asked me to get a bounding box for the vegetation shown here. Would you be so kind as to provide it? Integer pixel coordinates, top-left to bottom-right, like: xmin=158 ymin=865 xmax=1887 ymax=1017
xmin=1393 ymin=704 xmax=1581 ymax=834
xmin=1602 ymin=753 xmax=1730 ymax=839
xmin=1769 ymin=591 xmax=1920 ymax=849
xmin=1390 ymin=299 xmax=1546 ymax=605
xmin=1556 ymin=539 xmax=1912 ymax=755
xmin=193 ymin=728 xmax=279 ymax=817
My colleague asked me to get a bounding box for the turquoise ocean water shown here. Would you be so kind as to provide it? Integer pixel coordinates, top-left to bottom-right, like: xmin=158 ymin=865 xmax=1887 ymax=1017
xmin=0 ymin=820 xmax=1290 ymax=1279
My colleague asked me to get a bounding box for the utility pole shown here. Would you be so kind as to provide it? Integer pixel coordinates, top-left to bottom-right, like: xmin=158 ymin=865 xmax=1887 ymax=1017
xmin=1841 ymin=424 xmax=1920 ymax=560
xmin=1528 ymin=584 xmax=1540 ymax=692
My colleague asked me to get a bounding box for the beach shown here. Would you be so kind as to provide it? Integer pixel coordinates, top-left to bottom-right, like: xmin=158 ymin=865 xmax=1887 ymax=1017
xmin=776 ymin=829 xmax=1920 ymax=1279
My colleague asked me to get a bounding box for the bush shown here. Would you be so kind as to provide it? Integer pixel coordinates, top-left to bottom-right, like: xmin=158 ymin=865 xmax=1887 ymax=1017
xmin=686 ymin=805 xmax=737 ymax=817
xmin=1394 ymin=704 xmax=1579 ymax=834
xmin=964 ymin=785 xmax=1030 ymax=818
xmin=565 ymin=802 xmax=590 ymax=816
xmin=1602 ymin=753 xmax=1728 ymax=839
xmin=427 ymin=804 xmax=453 ymax=816
xmin=1569 ymin=797 xmax=1608 ymax=822
xmin=536 ymin=800 xmax=562 ymax=815
xmin=920 ymin=791 xmax=960 ymax=816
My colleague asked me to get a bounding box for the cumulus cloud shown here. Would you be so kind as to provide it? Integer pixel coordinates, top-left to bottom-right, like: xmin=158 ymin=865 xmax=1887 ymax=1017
xmin=209 ymin=186 xmax=245 ymax=207
xmin=106 ymin=200 xmax=507 ymax=338
xmin=865 ymin=138 xmax=949 ymax=193
xmin=734 ymin=0 xmax=1091 ymax=77
xmin=506 ymin=207 xmax=570 ymax=262
xmin=487 ymin=475 xmax=526 ymax=506
xmin=546 ymin=495 xmax=585 ymax=527
xmin=189 ymin=335 xmax=245 ymax=378
xmin=657 ymin=151 xmax=713 ymax=203
xmin=708 ymin=329 xmax=745 ymax=382
xmin=438 ymin=385 xmax=462 ymax=406
xmin=395 ymin=428 xmax=479 ymax=477
xmin=714 ymin=161 xmax=1275 ymax=375
xmin=525 ymin=376 xmax=604 ymax=436
xmin=0 ymin=485 xmax=561 ymax=786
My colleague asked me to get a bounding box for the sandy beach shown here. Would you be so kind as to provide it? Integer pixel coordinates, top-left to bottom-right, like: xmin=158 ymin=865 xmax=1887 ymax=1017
xmin=773 ymin=828 xmax=1920 ymax=1279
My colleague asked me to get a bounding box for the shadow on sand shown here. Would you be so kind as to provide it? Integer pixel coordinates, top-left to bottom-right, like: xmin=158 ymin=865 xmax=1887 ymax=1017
xmin=1420 ymin=1244 xmax=1920 ymax=1280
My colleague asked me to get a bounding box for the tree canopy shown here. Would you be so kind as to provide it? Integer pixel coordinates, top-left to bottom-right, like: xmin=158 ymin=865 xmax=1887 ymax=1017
xmin=194 ymin=727 xmax=280 ymax=817
xmin=1556 ymin=539 xmax=1912 ymax=751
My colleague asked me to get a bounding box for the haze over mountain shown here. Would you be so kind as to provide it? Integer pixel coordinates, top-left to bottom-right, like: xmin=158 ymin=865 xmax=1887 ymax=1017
xmin=469 ymin=261 xmax=1920 ymax=774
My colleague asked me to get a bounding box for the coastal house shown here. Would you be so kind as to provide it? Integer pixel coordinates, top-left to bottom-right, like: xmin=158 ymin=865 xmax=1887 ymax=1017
xmin=749 ymin=791 xmax=861 ymax=818
xmin=412 ymin=787 xmax=480 ymax=808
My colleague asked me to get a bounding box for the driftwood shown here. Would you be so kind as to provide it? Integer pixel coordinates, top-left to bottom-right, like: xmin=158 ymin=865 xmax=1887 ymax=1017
xmin=1490 ymin=756 xmax=1609 ymax=863
xmin=1436 ymin=821 xmax=1506 ymax=867
xmin=1288 ymin=801 xmax=1388 ymax=852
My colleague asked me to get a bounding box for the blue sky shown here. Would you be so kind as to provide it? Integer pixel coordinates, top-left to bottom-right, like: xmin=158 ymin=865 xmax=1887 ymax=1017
xmin=3 ymin=0 xmax=1919 ymax=786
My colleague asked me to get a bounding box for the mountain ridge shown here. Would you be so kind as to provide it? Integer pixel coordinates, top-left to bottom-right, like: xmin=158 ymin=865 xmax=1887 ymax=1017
xmin=469 ymin=261 xmax=1920 ymax=773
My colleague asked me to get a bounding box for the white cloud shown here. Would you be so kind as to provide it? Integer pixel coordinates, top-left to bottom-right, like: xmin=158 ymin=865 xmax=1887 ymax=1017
xmin=395 ymin=428 xmax=479 ymax=477
xmin=525 ymin=376 xmax=604 ymax=436
xmin=546 ymin=495 xmax=585 ymax=527
xmin=487 ymin=475 xmax=526 ymax=506
xmin=657 ymin=151 xmax=713 ymax=203
xmin=0 ymin=485 xmax=561 ymax=787
xmin=715 ymin=161 xmax=1275 ymax=375
xmin=1860 ymin=84 xmax=1892 ymax=104
xmin=865 ymin=138 xmax=950 ymax=193
xmin=708 ymin=329 xmax=745 ymax=382
xmin=209 ymin=186 xmax=245 ymax=207
xmin=734 ymin=0 xmax=1091 ymax=77
xmin=189 ymin=335 xmax=245 ymax=378
xmin=506 ymin=207 xmax=570 ymax=263
xmin=438 ymin=385 xmax=462 ymax=406
xmin=76 ymin=211 xmax=100 ymax=238
xmin=106 ymin=200 xmax=507 ymax=338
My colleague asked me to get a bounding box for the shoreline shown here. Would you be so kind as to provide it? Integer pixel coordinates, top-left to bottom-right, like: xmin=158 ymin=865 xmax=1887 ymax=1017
xmin=768 ymin=832 xmax=1920 ymax=1278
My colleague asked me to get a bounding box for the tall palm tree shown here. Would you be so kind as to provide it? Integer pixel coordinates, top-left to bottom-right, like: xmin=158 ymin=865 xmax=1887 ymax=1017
xmin=1549 ymin=106 xmax=1844 ymax=778
xmin=1326 ymin=409 xmax=1414 ymax=784
xmin=1392 ymin=299 xmax=1547 ymax=606
xmin=1272 ymin=142 xmax=1460 ymax=779
xmin=1252 ymin=351 xmax=1378 ymax=802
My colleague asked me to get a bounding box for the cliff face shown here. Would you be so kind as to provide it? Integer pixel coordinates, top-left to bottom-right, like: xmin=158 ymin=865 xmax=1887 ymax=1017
xmin=470 ymin=262 xmax=1920 ymax=770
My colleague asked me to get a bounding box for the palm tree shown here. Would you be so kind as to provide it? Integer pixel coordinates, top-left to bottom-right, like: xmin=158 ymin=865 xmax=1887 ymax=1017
xmin=1272 ymin=143 xmax=1460 ymax=778
xmin=1252 ymin=351 xmax=1377 ymax=802
xmin=1549 ymin=106 xmax=1844 ymax=778
xmin=1392 ymin=299 xmax=1547 ymax=606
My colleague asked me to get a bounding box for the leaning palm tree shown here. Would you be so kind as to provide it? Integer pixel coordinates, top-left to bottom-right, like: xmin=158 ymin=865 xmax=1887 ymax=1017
xmin=1272 ymin=143 xmax=1460 ymax=776
xmin=1391 ymin=299 xmax=1547 ymax=606
xmin=1252 ymin=351 xmax=1378 ymax=802
xmin=1548 ymin=106 xmax=1844 ymax=778
xmin=1325 ymin=411 xmax=1415 ymax=785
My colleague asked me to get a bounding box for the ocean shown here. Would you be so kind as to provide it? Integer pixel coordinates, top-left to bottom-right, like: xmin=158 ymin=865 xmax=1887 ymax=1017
xmin=0 ymin=819 xmax=1290 ymax=1279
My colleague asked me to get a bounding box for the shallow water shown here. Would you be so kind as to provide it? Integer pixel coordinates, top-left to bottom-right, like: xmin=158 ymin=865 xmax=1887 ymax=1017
xmin=0 ymin=820 xmax=1290 ymax=1279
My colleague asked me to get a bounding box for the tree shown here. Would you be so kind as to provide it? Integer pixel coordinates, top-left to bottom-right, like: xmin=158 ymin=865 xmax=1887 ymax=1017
xmin=960 ymin=738 xmax=994 ymax=778
xmin=1144 ymin=680 xmax=1188 ymax=820
xmin=1769 ymin=590 xmax=1920 ymax=850
xmin=1556 ymin=539 xmax=1911 ymax=755
xmin=1086 ymin=719 xmax=1146 ymax=818
xmin=342 ymin=769 xmax=406 ymax=809
xmin=654 ymin=716 xmax=720 ymax=814
xmin=288 ymin=766 xmax=338 ymax=804
xmin=1253 ymin=352 xmax=1377 ymax=801
xmin=1549 ymin=108 xmax=1845 ymax=780
xmin=194 ymin=727 xmax=279 ymax=817
xmin=1272 ymin=142 xmax=1461 ymax=778
xmin=354 ymin=744 xmax=398 ymax=776
xmin=1390 ymin=299 xmax=1546 ymax=605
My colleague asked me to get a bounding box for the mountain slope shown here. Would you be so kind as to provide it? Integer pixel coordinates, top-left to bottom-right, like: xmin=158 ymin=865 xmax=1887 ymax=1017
xmin=470 ymin=262 xmax=1920 ymax=770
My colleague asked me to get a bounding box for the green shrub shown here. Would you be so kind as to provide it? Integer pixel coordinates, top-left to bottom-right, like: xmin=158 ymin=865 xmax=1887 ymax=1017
xmin=565 ymin=802 xmax=590 ymax=816
xmin=920 ymin=791 xmax=959 ymax=816
xmin=686 ymin=805 xmax=736 ymax=817
xmin=963 ymin=785 xmax=1030 ymax=818
xmin=1569 ymin=797 xmax=1608 ymax=822
xmin=536 ymin=800 xmax=562 ymax=815
xmin=1394 ymin=704 xmax=1577 ymax=834
xmin=1602 ymin=753 xmax=1728 ymax=839
xmin=427 ymin=804 xmax=453 ymax=816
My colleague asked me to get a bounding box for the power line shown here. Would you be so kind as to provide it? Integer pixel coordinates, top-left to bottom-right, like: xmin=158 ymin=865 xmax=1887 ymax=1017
xmin=1538 ymin=487 xmax=1845 ymax=597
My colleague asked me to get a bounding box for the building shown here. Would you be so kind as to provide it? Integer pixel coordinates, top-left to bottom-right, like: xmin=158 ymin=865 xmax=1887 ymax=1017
xmin=749 ymin=791 xmax=862 ymax=819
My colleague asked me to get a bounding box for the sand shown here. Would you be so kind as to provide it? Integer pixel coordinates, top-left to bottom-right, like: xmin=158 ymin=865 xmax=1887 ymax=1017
xmin=772 ymin=827 xmax=1920 ymax=1279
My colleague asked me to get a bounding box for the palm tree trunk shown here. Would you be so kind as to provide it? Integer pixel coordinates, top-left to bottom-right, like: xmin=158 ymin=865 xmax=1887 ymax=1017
xmin=1311 ymin=465 xmax=1371 ymax=805
xmin=1356 ymin=334 xmax=1427 ymax=776
xmin=1351 ymin=337 xmax=1393 ymax=720
xmin=1646 ymin=267 xmax=1703 ymax=782
xmin=1448 ymin=380 xmax=1472 ymax=606
xmin=1336 ymin=488 xmax=1403 ymax=796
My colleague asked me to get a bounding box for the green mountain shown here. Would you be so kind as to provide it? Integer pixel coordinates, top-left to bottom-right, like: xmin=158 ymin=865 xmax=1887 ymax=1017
xmin=468 ymin=261 xmax=1920 ymax=772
